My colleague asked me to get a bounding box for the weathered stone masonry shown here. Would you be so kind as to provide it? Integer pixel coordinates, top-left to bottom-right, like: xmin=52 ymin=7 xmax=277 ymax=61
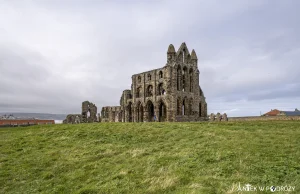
xmin=101 ymin=42 xmax=208 ymax=122
xmin=63 ymin=101 xmax=98 ymax=124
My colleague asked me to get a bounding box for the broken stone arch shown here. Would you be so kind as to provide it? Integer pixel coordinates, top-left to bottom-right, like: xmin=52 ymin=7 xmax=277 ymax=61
xmin=145 ymin=100 xmax=155 ymax=122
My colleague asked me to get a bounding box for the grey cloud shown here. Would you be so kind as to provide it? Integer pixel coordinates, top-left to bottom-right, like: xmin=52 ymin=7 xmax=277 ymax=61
xmin=0 ymin=0 xmax=299 ymax=116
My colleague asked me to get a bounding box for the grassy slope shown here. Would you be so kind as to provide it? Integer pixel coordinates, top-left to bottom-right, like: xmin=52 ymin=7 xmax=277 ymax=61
xmin=0 ymin=121 xmax=299 ymax=194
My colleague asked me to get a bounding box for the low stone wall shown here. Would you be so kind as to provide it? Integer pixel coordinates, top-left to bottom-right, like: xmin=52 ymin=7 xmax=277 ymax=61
xmin=228 ymin=116 xmax=300 ymax=121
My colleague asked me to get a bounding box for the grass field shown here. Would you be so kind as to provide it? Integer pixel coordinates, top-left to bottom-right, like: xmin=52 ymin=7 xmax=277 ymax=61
xmin=0 ymin=121 xmax=299 ymax=194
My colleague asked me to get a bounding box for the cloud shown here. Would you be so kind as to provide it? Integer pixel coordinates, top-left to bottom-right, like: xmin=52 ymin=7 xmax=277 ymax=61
xmin=0 ymin=0 xmax=299 ymax=116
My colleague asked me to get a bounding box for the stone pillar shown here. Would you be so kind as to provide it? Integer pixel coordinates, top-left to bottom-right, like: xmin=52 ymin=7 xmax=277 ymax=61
xmin=143 ymin=106 xmax=148 ymax=122
xmin=125 ymin=109 xmax=129 ymax=122
xmin=133 ymin=106 xmax=137 ymax=122
xmin=210 ymin=113 xmax=215 ymax=121
xmin=216 ymin=113 xmax=221 ymax=121
xmin=154 ymin=105 xmax=159 ymax=122
xmin=222 ymin=113 xmax=228 ymax=121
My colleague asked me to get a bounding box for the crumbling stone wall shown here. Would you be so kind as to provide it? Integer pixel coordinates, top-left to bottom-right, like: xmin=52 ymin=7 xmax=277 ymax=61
xmin=63 ymin=114 xmax=82 ymax=124
xmin=63 ymin=101 xmax=98 ymax=124
xmin=101 ymin=42 xmax=208 ymax=122
xmin=101 ymin=106 xmax=123 ymax=122
xmin=82 ymin=101 xmax=98 ymax=123
xmin=208 ymin=112 xmax=229 ymax=122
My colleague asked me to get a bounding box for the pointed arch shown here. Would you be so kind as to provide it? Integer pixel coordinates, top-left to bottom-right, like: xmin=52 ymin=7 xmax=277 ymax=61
xmin=137 ymin=76 xmax=141 ymax=83
xmin=136 ymin=86 xmax=141 ymax=98
xmin=159 ymin=71 xmax=163 ymax=79
xmin=146 ymin=85 xmax=153 ymax=97
xmin=158 ymin=83 xmax=165 ymax=95
xmin=157 ymin=100 xmax=167 ymax=122
xmin=176 ymin=42 xmax=190 ymax=63
xmin=136 ymin=101 xmax=144 ymax=122
xmin=146 ymin=100 xmax=155 ymax=122
xmin=182 ymin=66 xmax=188 ymax=92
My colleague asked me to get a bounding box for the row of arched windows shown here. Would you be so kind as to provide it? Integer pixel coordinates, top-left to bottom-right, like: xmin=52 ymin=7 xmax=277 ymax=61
xmin=136 ymin=84 xmax=166 ymax=98
xmin=127 ymin=100 xmax=167 ymax=122
xmin=137 ymin=71 xmax=164 ymax=84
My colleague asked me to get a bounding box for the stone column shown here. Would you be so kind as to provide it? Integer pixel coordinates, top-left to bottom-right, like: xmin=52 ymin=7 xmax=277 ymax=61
xmin=143 ymin=106 xmax=148 ymax=122
xmin=154 ymin=105 xmax=159 ymax=122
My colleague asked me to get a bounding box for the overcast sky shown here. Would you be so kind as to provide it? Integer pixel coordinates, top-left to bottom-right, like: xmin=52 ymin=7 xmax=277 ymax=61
xmin=0 ymin=0 xmax=299 ymax=116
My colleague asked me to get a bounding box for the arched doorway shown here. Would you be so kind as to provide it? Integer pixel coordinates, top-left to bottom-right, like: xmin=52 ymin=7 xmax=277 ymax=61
xmin=158 ymin=101 xmax=167 ymax=122
xmin=128 ymin=102 xmax=133 ymax=122
xmin=146 ymin=101 xmax=154 ymax=122
xmin=136 ymin=102 xmax=144 ymax=122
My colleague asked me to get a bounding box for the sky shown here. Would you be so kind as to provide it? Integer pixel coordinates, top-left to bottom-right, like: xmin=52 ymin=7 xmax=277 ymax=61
xmin=0 ymin=0 xmax=299 ymax=117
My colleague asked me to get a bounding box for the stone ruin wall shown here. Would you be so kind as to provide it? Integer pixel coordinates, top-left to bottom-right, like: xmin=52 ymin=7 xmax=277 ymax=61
xmin=63 ymin=101 xmax=99 ymax=124
xmin=209 ymin=113 xmax=228 ymax=122
xmin=64 ymin=43 xmax=209 ymax=123
xmin=101 ymin=106 xmax=123 ymax=122
xmin=101 ymin=42 xmax=208 ymax=122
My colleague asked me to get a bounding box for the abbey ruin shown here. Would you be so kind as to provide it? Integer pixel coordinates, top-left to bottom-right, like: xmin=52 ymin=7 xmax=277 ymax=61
xmin=63 ymin=101 xmax=98 ymax=124
xmin=101 ymin=42 xmax=208 ymax=122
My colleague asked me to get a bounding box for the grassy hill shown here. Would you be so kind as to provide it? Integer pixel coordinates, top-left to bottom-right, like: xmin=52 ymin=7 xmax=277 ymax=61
xmin=1 ymin=121 xmax=299 ymax=193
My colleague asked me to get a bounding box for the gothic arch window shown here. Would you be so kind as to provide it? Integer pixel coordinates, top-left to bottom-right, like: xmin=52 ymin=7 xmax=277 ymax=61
xmin=177 ymin=66 xmax=181 ymax=91
xmin=158 ymin=101 xmax=167 ymax=122
xmin=182 ymin=67 xmax=187 ymax=92
xmin=159 ymin=71 xmax=163 ymax=78
xmin=147 ymin=74 xmax=152 ymax=81
xmin=158 ymin=83 xmax=165 ymax=95
xmin=137 ymin=76 xmax=141 ymax=83
xmin=136 ymin=87 xmax=141 ymax=98
xmin=146 ymin=85 xmax=153 ymax=97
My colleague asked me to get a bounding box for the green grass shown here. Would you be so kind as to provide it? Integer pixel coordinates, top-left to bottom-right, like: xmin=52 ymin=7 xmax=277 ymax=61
xmin=0 ymin=121 xmax=299 ymax=194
